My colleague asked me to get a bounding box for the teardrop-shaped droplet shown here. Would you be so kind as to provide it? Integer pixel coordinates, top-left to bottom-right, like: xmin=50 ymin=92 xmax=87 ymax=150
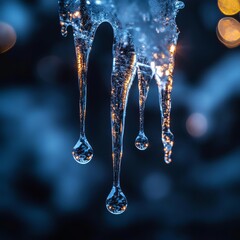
xmin=72 ymin=138 xmax=93 ymax=164
xmin=136 ymin=64 xmax=152 ymax=151
xmin=106 ymin=186 xmax=128 ymax=215
xmin=175 ymin=1 xmax=185 ymax=10
xmin=135 ymin=132 xmax=149 ymax=151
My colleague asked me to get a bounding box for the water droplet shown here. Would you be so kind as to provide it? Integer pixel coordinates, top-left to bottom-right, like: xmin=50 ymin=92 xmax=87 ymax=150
xmin=108 ymin=50 xmax=136 ymax=214
xmin=59 ymin=0 xmax=183 ymax=213
xmin=175 ymin=1 xmax=185 ymax=10
xmin=135 ymin=132 xmax=149 ymax=150
xmin=136 ymin=65 xmax=152 ymax=151
xmin=106 ymin=186 xmax=128 ymax=215
xmin=72 ymin=138 xmax=93 ymax=164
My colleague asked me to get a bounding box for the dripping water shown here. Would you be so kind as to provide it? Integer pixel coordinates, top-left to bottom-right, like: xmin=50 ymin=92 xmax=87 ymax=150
xmin=135 ymin=62 xmax=152 ymax=151
xmin=58 ymin=0 xmax=183 ymax=214
xmin=106 ymin=40 xmax=136 ymax=214
xmin=71 ymin=33 xmax=94 ymax=164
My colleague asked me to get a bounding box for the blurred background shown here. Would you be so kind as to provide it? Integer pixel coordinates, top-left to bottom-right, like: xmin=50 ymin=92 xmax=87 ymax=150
xmin=0 ymin=0 xmax=240 ymax=239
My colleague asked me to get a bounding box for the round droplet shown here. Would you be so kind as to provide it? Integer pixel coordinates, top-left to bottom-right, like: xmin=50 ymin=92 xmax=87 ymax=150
xmin=165 ymin=156 xmax=172 ymax=164
xmin=135 ymin=133 xmax=149 ymax=151
xmin=72 ymin=138 xmax=93 ymax=164
xmin=163 ymin=148 xmax=173 ymax=164
xmin=175 ymin=1 xmax=185 ymax=10
xmin=106 ymin=186 xmax=127 ymax=215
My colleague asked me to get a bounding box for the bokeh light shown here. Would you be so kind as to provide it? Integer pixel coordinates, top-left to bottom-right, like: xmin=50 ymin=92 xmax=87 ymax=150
xmin=217 ymin=17 xmax=240 ymax=48
xmin=217 ymin=0 xmax=240 ymax=48
xmin=0 ymin=22 xmax=16 ymax=54
xmin=186 ymin=113 xmax=208 ymax=137
xmin=0 ymin=2 xmax=34 ymax=41
xmin=218 ymin=0 xmax=240 ymax=16
xmin=1 ymin=0 xmax=240 ymax=239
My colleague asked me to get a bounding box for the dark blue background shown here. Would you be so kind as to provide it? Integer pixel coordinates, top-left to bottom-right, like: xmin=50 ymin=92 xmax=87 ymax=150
xmin=0 ymin=0 xmax=240 ymax=239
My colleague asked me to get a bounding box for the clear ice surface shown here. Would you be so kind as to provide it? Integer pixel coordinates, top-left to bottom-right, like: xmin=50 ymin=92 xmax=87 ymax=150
xmin=59 ymin=0 xmax=184 ymax=214
xmin=135 ymin=63 xmax=152 ymax=151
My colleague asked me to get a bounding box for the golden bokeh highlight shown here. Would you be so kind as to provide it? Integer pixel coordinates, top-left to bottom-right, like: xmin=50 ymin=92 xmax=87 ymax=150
xmin=218 ymin=0 xmax=240 ymax=16
xmin=0 ymin=22 xmax=17 ymax=54
xmin=217 ymin=17 xmax=240 ymax=48
xmin=186 ymin=113 xmax=208 ymax=137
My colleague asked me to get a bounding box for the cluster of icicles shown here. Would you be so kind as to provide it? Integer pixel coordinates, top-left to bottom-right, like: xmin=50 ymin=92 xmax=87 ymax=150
xmin=58 ymin=0 xmax=184 ymax=214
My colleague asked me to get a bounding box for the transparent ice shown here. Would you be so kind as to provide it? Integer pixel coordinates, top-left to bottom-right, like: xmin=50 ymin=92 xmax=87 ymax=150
xmin=58 ymin=0 xmax=184 ymax=214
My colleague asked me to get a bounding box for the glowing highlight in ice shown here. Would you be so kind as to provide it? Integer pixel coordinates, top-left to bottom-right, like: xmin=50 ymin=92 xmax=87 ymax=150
xmin=58 ymin=0 xmax=184 ymax=214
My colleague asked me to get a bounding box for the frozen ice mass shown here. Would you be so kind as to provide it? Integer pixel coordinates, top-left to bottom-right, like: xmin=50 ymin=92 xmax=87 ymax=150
xmin=58 ymin=0 xmax=184 ymax=214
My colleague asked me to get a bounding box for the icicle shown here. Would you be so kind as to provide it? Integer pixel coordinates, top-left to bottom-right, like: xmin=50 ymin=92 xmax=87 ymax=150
xmin=158 ymin=77 xmax=174 ymax=164
xmin=155 ymin=47 xmax=176 ymax=164
xmin=106 ymin=35 xmax=137 ymax=214
xmin=71 ymin=37 xmax=94 ymax=164
xmin=135 ymin=62 xmax=152 ymax=151
xmin=58 ymin=0 xmax=184 ymax=214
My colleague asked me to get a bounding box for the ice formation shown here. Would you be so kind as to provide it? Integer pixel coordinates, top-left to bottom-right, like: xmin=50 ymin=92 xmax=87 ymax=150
xmin=58 ymin=0 xmax=184 ymax=214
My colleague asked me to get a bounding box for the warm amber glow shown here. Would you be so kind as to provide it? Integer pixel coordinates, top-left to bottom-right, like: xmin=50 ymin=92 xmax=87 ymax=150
xmin=217 ymin=17 xmax=240 ymax=48
xmin=165 ymin=70 xmax=170 ymax=76
xmin=73 ymin=11 xmax=81 ymax=18
xmin=218 ymin=0 xmax=240 ymax=16
xmin=169 ymin=44 xmax=176 ymax=54
xmin=0 ymin=22 xmax=17 ymax=54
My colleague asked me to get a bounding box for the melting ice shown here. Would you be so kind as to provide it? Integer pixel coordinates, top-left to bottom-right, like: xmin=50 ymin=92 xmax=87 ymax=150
xmin=58 ymin=0 xmax=184 ymax=214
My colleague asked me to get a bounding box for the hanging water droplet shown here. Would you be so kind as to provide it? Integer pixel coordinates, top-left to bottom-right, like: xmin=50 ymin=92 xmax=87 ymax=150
xmin=106 ymin=186 xmax=128 ymax=215
xmin=135 ymin=132 xmax=149 ymax=151
xmin=175 ymin=1 xmax=185 ymax=10
xmin=72 ymin=138 xmax=93 ymax=164
xmin=136 ymin=64 xmax=152 ymax=151
xmin=59 ymin=0 xmax=183 ymax=214
xmin=108 ymin=48 xmax=136 ymax=214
